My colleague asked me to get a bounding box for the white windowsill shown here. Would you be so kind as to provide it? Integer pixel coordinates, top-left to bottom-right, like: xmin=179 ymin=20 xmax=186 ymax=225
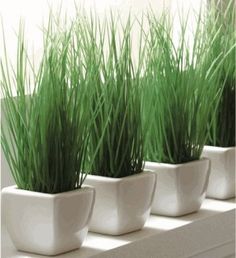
xmin=2 ymin=198 xmax=235 ymax=258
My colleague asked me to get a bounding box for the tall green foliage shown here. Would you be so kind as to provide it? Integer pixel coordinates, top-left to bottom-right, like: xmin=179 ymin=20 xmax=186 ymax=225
xmin=76 ymin=14 xmax=145 ymax=177
xmin=143 ymin=13 xmax=223 ymax=164
xmin=206 ymin=0 xmax=235 ymax=147
xmin=2 ymin=5 xmax=234 ymax=186
xmin=1 ymin=19 xmax=94 ymax=193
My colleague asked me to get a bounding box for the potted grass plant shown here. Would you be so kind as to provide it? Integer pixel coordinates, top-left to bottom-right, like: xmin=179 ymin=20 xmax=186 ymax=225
xmin=78 ymin=15 xmax=156 ymax=235
xmin=1 ymin=21 xmax=96 ymax=255
xmin=202 ymin=0 xmax=236 ymax=200
xmin=143 ymin=13 xmax=223 ymax=216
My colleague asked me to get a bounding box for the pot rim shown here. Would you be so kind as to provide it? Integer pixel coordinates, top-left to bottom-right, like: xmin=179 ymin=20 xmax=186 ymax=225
xmin=1 ymin=185 xmax=94 ymax=198
xmin=86 ymin=170 xmax=154 ymax=182
xmin=204 ymin=145 xmax=236 ymax=152
xmin=145 ymin=157 xmax=209 ymax=169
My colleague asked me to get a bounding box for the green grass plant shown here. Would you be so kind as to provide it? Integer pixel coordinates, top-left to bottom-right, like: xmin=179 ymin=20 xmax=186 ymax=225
xmin=206 ymin=0 xmax=235 ymax=147
xmin=75 ymin=14 xmax=145 ymax=177
xmin=1 ymin=18 xmax=96 ymax=193
xmin=143 ymin=12 xmax=224 ymax=164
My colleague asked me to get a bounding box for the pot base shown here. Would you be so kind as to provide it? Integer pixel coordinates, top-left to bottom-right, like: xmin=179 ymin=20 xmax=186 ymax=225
xmin=145 ymin=158 xmax=210 ymax=217
xmin=2 ymin=186 xmax=95 ymax=256
xmin=85 ymin=172 xmax=156 ymax=235
xmin=202 ymin=146 xmax=235 ymax=200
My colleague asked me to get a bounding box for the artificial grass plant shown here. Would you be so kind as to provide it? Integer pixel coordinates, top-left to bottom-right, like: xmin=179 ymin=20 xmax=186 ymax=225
xmin=76 ymin=14 xmax=145 ymax=177
xmin=206 ymin=0 xmax=235 ymax=147
xmin=1 ymin=19 xmax=96 ymax=193
xmin=144 ymin=13 xmax=224 ymax=164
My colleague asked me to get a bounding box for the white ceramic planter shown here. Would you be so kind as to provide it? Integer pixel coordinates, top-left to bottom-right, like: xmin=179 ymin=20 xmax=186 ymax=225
xmin=145 ymin=158 xmax=210 ymax=217
xmin=2 ymin=185 xmax=95 ymax=256
xmin=84 ymin=171 xmax=156 ymax=235
xmin=202 ymin=146 xmax=235 ymax=199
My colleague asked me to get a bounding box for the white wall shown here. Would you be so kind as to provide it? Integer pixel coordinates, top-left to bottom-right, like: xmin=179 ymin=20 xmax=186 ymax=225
xmin=0 ymin=0 xmax=207 ymax=67
xmin=0 ymin=0 xmax=170 ymax=67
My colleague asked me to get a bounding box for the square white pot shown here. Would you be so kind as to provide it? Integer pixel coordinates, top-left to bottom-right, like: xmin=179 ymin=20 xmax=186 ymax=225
xmin=145 ymin=158 xmax=210 ymax=217
xmin=202 ymin=146 xmax=235 ymax=199
xmin=2 ymin=185 xmax=95 ymax=256
xmin=84 ymin=171 xmax=156 ymax=235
